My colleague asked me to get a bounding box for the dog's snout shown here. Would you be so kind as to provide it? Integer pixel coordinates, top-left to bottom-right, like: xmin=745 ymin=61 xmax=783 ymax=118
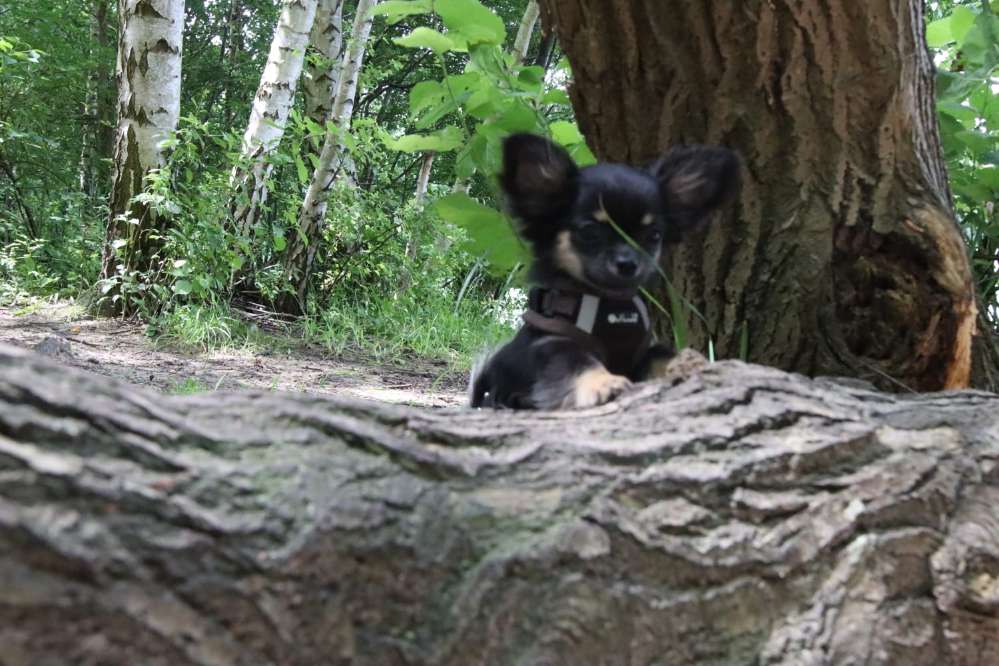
xmin=609 ymin=248 xmax=640 ymax=278
xmin=615 ymin=258 xmax=638 ymax=277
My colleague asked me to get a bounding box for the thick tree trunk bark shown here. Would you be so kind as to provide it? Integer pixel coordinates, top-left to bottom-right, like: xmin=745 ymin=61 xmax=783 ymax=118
xmin=1 ymin=343 xmax=998 ymax=664
xmin=277 ymin=0 xmax=377 ymax=315
xmin=229 ymin=0 xmax=320 ymax=237
xmin=99 ymin=0 xmax=184 ymax=314
xmin=542 ymin=0 xmax=993 ymax=392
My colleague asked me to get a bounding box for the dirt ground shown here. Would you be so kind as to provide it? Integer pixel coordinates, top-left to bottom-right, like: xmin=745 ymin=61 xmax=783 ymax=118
xmin=0 ymin=301 xmax=467 ymax=407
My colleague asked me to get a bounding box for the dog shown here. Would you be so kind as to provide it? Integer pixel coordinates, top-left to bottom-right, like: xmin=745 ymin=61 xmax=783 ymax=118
xmin=469 ymin=133 xmax=739 ymax=409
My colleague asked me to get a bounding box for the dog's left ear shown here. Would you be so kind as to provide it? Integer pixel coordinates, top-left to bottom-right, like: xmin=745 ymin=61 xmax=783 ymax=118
xmin=649 ymin=145 xmax=740 ymax=242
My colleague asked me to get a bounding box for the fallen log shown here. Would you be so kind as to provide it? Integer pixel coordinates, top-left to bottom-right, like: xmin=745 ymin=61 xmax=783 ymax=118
xmin=1 ymin=343 xmax=997 ymax=665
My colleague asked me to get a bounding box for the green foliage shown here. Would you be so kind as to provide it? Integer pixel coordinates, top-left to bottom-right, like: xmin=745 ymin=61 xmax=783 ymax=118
xmin=168 ymin=376 xmax=211 ymax=395
xmin=928 ymin=1 xmax=999 ymax=327
xmin=303 ymin=290 xmax=516 ymax=369
xmin=384 ymin=0 xmax=588 ymax=277
xmin=0 ymin=0 xmax=532 ymax=369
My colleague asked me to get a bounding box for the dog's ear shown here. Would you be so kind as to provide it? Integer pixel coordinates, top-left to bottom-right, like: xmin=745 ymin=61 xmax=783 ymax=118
xmin=649 ymin=145 xmax=740 ymax=242
xmin=500 ymin=134 xmax=579 ymax=224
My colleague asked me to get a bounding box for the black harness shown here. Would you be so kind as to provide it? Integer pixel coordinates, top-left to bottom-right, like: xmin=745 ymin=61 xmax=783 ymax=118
xmin=523 ymin=283 xmax=653 ymax=374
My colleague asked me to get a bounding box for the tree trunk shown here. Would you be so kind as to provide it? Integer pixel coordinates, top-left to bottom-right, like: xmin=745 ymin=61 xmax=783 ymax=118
xmin=277 ymin=0 xmax=378 ymax=315
xmin=303 ymin=0 xmax=346 ymax=130
xmin=542 ymin=0 xmax=993 ymax=392
xmin=413 ymin=150 xmax=435 ymax=203
xmin=79 ymin=0 xmax=109 ymax=201
xmin=512 ymin=0 xmax=540 ymax=65
xmin=229 ymin=0 xmax=320 ymax=237
xmin=2 ymin=343 xmax=998 ymax=665
xmin=99 ymin=0 xmax=184 ymax=315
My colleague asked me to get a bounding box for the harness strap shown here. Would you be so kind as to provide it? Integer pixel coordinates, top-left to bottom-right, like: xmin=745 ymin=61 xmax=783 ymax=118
xmin=522 ymin=309 xmax=607 ymax=358
xmin=523 ymin=284 xmax=654 ymax=372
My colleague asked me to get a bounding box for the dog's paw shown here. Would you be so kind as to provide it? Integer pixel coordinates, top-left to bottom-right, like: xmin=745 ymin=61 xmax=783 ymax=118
xmin=564 ymin=366 xmax=632 ymax=408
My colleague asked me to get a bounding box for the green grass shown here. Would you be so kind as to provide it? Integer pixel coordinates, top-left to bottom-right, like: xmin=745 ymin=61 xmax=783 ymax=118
xmin=304 ymin=292 xmax=516 ymax=370
xmin=155 ymin=301 xmax=268 ymax=351
xmin=152 ymin=291 xmax=515 ymax=371
xmin=169 ymin=377 xmax=210 ymax=395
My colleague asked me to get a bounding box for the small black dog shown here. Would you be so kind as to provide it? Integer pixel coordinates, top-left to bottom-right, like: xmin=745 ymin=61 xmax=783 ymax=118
xmin=470 ymin=133 xmax=739 ymax=409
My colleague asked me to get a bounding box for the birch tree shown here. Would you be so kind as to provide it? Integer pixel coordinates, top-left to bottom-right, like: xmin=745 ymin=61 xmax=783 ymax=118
xmin=277 ymin=0 xmax=378 ymax=314
xmin=303 ymin=0 xmax=345 ymax=130
xmin=99 ymin=0 xmax=184 ymax=314
xmin=228 ymin=0 xmax=320 ymax=236
xmin=511 ymin=0 xmax=539 ymax=65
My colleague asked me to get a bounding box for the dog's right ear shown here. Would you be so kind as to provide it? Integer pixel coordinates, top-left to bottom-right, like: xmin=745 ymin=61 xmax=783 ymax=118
xmin=500 ymin=134 xmax=579 ymax=224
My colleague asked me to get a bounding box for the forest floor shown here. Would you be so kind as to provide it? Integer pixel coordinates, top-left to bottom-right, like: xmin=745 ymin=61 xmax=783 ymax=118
xmin=0 ymin=300 xmax=466 ymax=407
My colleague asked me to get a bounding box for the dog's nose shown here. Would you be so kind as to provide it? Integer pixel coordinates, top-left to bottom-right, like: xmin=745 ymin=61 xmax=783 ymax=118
xmin=614 ymin=258 xmax=638 ymax=277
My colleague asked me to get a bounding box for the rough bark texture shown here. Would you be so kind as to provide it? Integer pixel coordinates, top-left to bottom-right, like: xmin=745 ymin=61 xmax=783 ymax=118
xmin=100 ymin=0 xmax=184 ymax=309
xmin=278 ymin=0 xmax=378 ymax=314
xmin=2 ymin=343 xmax=999 ymax=665
xmin=542 ymin=0 xmax=991 ymax=393
xmin=229 ymin=0 xmax=320 ymax=236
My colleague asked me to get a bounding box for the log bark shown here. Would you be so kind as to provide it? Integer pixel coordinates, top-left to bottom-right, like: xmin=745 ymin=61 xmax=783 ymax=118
xmin=541 ymin=0 xmax=992 ymax=393
xmin=2 ymin=343 xmax=998 ymax=665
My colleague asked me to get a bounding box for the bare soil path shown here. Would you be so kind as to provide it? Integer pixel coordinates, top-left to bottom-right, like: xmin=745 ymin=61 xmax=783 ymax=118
xmin=0 ymin=301 xmax=466 ymax=407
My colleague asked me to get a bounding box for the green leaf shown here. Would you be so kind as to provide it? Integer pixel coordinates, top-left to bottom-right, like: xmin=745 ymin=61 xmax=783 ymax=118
xmin=394 ymin=27 xmax=463 ymax=54
xmin=294 ymin=155 xmax=308 ymax=185
xmin=372 ymin=0 xmax=433 ymax=23
xmin=515 ymin=66 xmax=545 ymax=93
xmin=272 ymin=230 xmax=287 ymax=252
xmin=939 ymin=101 xmax=979 ymax=129
xmin=926 ymin=16 xmax=953 ymax=47
xmin=952 ymin=6 xmax=977 ymax=45
xmin=409 ymin=80 xmax=445 ymax=115
xmin=173 ymin=279 xmax=193 ymax=296
xmin=382 ymin=126 xmax=465 ymax=152
xmin=568 ymin=142 xmax=597 ymax=167
xmin=492 ymin=101 xmax=537 ymax=132
xmin=434 ymin=193 xmax=528 ymax=273
xmin=435 ymin=0 xmax=506 ymax=46
xmin=550 ymin=120 xmax=585 ymax=146
xmin=541 ymin=89 xmax=572 ymax=106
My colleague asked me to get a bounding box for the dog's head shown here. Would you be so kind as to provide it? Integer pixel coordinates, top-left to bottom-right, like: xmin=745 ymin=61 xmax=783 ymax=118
xmin=500 ymin=133 xmax=739 ymax=294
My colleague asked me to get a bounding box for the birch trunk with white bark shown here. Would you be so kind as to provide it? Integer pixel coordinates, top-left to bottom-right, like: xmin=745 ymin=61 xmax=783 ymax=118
xmin=277 ymin=0 xmax=378 ymax=314
xmin=229 ymin=0 xmax=320 ymax=236
xmin=99 ymin=0 xmax=184 ymax=314
xmin=511 ymin=0 xmax=540 ymax=65
xmin=303 ymin=0 xmax=345 ymax=129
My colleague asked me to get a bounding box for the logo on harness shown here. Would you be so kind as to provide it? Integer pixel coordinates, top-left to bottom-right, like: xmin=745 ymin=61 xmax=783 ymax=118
xmin=607 ymin=312 xmax=639 ymax=325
